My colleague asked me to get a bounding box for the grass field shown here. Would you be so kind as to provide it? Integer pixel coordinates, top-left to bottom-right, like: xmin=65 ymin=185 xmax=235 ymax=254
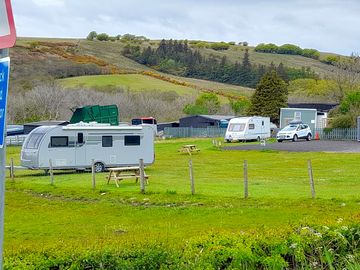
xmin=4 ymin=139 xmax=360 ymax=257
xmin=59 ymin=74 xmax=199 ymax=95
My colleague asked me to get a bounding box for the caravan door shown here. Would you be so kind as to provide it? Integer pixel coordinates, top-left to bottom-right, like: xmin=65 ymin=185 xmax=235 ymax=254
xmin=75 ymin=132 xmax=86 ymax=166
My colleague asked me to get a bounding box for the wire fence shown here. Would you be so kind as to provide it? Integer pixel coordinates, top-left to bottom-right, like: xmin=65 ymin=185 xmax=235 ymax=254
xmin=164 ymin=127 xmax=359 ymax=140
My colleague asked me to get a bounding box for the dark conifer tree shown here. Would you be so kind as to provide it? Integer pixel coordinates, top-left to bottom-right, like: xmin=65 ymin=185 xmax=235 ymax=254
xmin=247 ymin=71 xmax=288 ymax=125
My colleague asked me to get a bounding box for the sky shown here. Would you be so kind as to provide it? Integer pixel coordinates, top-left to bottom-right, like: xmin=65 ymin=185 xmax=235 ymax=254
xmin=10 ymin=0 xmax=360 ymax=55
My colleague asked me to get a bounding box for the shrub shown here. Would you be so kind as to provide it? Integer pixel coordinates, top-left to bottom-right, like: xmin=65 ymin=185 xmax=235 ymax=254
xmin=278 ymin=44 xmax=303 ymax=55
xmin=254 ymin=43 xmax=279 ymax=53
xmin=330 ymin=114 xmax=354 ymax=128
xmin=322 ymin=55 xmax=340 ymax=65
xmin=4 ymin=224 xmax=360 ymax=269
xmin=96 ymin=33 xmax=109 ymax=41
xmin=302 ymin=48 xmax=320 ymax=60
xmin=210 ymin=42 xmax=230 ymax=51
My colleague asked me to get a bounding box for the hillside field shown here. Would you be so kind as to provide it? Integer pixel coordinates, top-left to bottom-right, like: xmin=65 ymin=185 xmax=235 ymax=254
xmin=60 ymin=74 xmax=199 ymax=95
xmin=3 ymin=139 xmax=360 ymax=268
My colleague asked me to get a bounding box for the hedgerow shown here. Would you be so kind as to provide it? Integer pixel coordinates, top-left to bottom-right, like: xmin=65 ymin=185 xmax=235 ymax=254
xmin=4 ymin=224 xmax=360 ymax=269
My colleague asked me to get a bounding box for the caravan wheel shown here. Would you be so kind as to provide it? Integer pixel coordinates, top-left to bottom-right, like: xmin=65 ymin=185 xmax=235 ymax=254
xmin=94 ymin=162 xmax=105 ymax=173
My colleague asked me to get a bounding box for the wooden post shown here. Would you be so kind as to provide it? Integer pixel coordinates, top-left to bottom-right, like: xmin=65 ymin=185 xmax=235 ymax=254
xmin=308 ymin=160 xmax=315 ymax=199
xmin=244 ymin=160 xmax=248 ymax=199
xmin=189 ymin=158 xmax=195 ymax=195
xmin=49 ymin=159 xmax=54 ymax=185
xmin=91 ymin=159 xmax=96 ymax=190
xmin=10 ymin=158 xmax=14 ymax=180
xmin=139 ymin=159 xmax=145 ymax=194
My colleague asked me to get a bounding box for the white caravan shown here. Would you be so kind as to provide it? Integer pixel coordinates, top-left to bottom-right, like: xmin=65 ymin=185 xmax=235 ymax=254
xmin=225 ymin=117 xmax=270 ymax=142
xmin=21 ymin=122 xmax=154 ymax=172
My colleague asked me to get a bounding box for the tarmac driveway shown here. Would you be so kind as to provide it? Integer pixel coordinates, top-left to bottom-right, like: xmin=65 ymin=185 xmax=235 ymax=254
xmin=224 ymin=140 xmax=360 ymax=153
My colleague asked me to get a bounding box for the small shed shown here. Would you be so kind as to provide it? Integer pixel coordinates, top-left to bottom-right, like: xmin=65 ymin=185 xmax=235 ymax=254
xmin=280 ymin=108 xmax=317 ymax=130
xmin=288 ymin=103 xmax=337 ymax=128
xmin=24 ymin=120 xmax=69 ymax=134
xmin=179 ymin=115 xmax=234 ymax=128
xmin=157 ymin=121 xmax=179 ymax=132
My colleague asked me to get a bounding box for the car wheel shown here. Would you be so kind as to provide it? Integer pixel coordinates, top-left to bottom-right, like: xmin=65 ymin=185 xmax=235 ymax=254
xmin=226 ymin=139 xmax=231 ymax=143
xmin=306 ymin=133 xmax=312 ymax=141
xmin=94 ymin=162 xmax=105 ymax=173
xmin=277 ymin=140 xmax=283 ymax=143
xmin=292 ymin=134 xmax=298 ymax=142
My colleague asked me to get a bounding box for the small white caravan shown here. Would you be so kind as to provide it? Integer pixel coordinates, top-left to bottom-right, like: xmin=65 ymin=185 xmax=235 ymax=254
xmin=21 ymin=122 xmax=154 ymax=172
xmin=224 ymin=117 xmax=270 ymax=142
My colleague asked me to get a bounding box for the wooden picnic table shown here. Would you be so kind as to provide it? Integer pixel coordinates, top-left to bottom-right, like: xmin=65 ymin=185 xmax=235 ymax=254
xmin=178 ymin=144 xmax=200 ymax=154
xmin=106 ymin=166 xmax=149 ymax=187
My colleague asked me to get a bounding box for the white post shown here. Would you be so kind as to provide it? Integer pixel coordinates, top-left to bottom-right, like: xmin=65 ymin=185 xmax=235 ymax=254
xmin=91 ymin=159 xmax=96 ymax=190
xmin=189 ymin=159 xmax=195 ymax=195
xmin=308 ymin=160 xmax=315 ymax=199
xmin=49 ymin=159 xmax=54 ymax=185
xmin=10 ymin=158 xmax=14 ymax=181
xmin=139 ymin=159 xmax=145 ymax=194
xmin=244 ymin=160 xmax=248 ymax=199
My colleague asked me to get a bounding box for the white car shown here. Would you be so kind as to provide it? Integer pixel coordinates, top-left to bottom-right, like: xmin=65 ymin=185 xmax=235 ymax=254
xmin=276 ymin=122 xmax=312 ymax=142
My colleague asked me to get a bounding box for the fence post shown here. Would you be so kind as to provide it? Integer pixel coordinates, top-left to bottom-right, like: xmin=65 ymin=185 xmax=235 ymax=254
xmin=139 ymin=159 xmax=145 ymax=194
xmin=308 ymin=160 xmax=315 ymax=199
xmin=49 ymin=159 xmax=54 ymax=185
xmin=91 ymin=159 xmax=96 ymax=190
xmin=10 ymin=158 xmax=14 ymax=181
xmin=244 ymin=160 xmax=248 ymax=199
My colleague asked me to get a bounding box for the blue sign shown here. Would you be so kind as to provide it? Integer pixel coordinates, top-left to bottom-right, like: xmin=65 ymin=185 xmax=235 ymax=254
xmin=0 ymin=57 xmax=9 ymax=148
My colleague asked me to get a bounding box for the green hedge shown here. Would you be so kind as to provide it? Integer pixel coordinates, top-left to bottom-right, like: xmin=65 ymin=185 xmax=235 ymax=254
xmin=5 ymin=224 xmax=360 ymax=269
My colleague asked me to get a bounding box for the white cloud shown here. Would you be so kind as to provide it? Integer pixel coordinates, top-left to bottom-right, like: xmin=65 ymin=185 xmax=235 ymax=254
xmin=32 ymin=0 xmax=65 ymax=8
xmin=10 ymin=0 xmax=360 ymax=55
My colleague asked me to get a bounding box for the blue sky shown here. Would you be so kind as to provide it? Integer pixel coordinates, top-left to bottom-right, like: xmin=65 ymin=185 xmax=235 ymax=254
xmin=11 ymin=0 xmax=360 ymax=55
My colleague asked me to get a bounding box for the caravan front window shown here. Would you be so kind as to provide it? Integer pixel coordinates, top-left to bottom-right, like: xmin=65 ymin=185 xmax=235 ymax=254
xmin=50 ymin=136 xmax=69 ymax=147
xmin=228 ymin=123 xmax=245 ymax=132
xmin=25 ymin=133 xmax=45 ymax=149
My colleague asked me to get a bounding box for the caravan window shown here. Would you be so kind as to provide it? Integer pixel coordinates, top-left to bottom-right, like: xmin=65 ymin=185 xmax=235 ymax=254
xmin=249 ymin=124 xmax=255 ymax=130
xmin=50 ymin=136 xmax=68 ymax=147
xmin=228 ymin=123 xmax=245 ymax=132
xmin=25 ymin=133 xmax=45 ymax=149
xmin=131 ymin=119 xmax=142 ymax=125
xmin=102 ymin=136 xmax=113 ymax=147
xmin=125 ymin=136 xmax=140 ymax=146
xmin=143 ymin=119 xmax=154 ymax=124
xmin=77 ymin=133 xmax=84 ymax=144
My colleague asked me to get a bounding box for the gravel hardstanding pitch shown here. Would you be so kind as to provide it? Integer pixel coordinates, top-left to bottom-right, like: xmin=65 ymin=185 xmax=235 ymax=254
xmin=224 ymin=140 xmax=360 ymax=153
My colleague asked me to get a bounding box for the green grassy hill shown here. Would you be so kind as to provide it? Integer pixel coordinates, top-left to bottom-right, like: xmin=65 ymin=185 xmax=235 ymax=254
xmin=60 ymin=74 xmax=198 ymax=95
xmin=9 ymin=37 xmax=345 ymax=111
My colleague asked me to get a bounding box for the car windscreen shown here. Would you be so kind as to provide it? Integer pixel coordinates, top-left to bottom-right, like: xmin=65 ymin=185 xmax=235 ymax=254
xmin=25 ymin=133 xmax=45 ymax=149
xmin=228 ymin=123 xmax=245 ymax=132
xmin=282 ymin=125 xmax=297 ymax=131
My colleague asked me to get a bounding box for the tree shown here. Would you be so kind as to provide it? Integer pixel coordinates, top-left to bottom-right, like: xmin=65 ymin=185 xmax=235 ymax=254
xmin=329 ymin=55 xmax=360 ymax=102
xmin=330 ymin=91 xmax=360 ymax=128
xmin=96 ymin=33 xmax=109 ymax=41
xmin=229 ymin=98 xmax=250 ymax=115
xmin=86 ymin=31 xmax=97 ymax=40
xmin=247 ymin=71 xmax=288 ymax=125
xmin=183 ymin=93 xmax=220 ymax=115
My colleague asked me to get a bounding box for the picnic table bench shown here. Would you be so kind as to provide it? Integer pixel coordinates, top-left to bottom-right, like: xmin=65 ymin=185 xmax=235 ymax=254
xmin=106 ymin=166 xmax=149 ymax=187
xmin=178 ymin=144 xmax=200 ymax=154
